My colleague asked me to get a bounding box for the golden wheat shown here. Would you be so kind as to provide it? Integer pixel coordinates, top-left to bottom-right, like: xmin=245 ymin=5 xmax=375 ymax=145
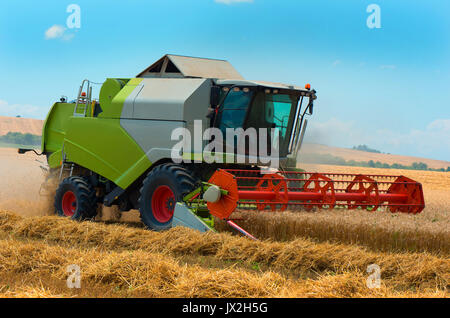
xmin=0 ymin=150 xmax=448 ymax=297
xmin=0 ymin=224 xmax=447 ymax=298
xmin=215 ymin=209 xmax=449 ymax=254
xmin=0 ymin=211 xmax=448 ymax=293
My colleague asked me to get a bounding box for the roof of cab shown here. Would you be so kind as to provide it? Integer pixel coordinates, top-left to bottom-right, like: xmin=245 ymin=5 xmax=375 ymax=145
xmin=215 ymin=79 xmax=310 ymax=92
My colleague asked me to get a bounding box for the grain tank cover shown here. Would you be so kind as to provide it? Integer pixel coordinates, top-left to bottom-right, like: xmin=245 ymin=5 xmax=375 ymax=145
xmin=136 ymin=54 xmax=244 ymax=80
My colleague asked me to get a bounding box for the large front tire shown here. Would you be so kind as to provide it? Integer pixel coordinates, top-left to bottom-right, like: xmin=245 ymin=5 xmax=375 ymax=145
xmin=138 ymin=164 xmax=196 ymax=231
xmin=54 ymin=176 xmax=98 ymax=220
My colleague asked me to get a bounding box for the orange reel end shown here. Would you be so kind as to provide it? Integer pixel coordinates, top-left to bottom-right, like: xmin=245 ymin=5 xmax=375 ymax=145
xmin=206 ymin=169 xmax=239 ymax=219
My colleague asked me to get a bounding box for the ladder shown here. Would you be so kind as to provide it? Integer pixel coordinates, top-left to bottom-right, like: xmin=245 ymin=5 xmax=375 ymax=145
xmin=58 ymin=143 xmax=75 ymax=180
xmin=73 ymin=79 xmax=92 ymax=117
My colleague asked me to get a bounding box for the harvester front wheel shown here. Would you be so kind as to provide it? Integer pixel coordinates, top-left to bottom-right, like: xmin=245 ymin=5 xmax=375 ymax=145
xmin=139 ymin=164 xmax=196 ymax=231
xmin=54 ymin=176 xmax=98 ymax=220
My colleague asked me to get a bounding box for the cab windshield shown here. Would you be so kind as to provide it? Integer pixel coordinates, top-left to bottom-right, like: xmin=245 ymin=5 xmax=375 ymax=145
xmin=215 ymin=87 xmax=299 ymax=156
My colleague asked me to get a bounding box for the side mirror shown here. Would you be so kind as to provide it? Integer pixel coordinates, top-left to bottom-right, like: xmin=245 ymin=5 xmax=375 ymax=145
xmin=307 ymin=90 xmax=316 ymax=115
xmin=210 ymin=86 xmax=221 ymax=107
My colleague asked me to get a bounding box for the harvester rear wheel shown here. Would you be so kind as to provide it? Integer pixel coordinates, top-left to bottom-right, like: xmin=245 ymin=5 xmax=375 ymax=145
xmin=54 ymin=176 xmax=98 ymax=220
xmin=138 ymin=164 xmax=196 ymax=231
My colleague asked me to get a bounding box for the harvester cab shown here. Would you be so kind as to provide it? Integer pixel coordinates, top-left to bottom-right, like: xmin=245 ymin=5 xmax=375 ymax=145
xmin=29 ymin=54 xmax=424 ymax=239
xmin=209 ymin=79 xmax=316 ymax=162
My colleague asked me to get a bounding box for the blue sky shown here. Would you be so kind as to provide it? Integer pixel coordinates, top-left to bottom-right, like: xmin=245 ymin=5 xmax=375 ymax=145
xmin=0 ymin=0 xmax=449 ymax=160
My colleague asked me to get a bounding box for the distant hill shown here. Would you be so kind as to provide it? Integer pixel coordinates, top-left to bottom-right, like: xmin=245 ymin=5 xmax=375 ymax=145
xmin=0 ymin=116 xmax=43 ymax=136
xmin=299 ymin=143 xmax=450 ymax=170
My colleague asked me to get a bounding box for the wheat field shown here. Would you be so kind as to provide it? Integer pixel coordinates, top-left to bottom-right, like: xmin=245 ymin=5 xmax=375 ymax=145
xmin=0 ymin=211 xmax=448 ymax=297
xmin=0 ymin=148 xmax=448 ymax=298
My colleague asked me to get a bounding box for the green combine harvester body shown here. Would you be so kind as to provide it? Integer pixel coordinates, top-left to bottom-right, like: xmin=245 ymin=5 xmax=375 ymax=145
xmin=43 ymin=77 xmax=153 ymax=190
xmin=32 ymin=54 xmax=423 ymax=238
xmin=36 ymin=54 xmax=317 ymax=235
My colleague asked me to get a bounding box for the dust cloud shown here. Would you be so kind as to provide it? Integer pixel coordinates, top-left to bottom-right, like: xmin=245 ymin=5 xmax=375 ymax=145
xmin=0 ymin=148 xmax=141 ymax=222
xmin=0 ymin=148 xmax=54 ymax=216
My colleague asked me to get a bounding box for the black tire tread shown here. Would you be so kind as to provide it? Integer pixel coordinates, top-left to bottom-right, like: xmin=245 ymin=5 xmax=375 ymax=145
xmin=138 ymin=164 xmax=196 ymax=230
xmin=54 ymin=176 xmax=98 ymax=220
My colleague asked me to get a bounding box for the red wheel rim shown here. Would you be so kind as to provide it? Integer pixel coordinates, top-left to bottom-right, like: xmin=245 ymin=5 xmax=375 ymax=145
xmin=62 ymin=191 xmax=77 ymax=217
xmin=152 ymin=185 xmax=175 ymax=223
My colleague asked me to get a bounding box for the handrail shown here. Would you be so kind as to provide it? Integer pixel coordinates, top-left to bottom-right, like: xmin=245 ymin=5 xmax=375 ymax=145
xmin=73 ymin=79 xmax=92 ymax=117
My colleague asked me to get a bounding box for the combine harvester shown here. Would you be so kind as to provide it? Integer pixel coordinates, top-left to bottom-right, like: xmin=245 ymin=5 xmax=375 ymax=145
xmin=21 ymin=55 xmax=425 ymax=239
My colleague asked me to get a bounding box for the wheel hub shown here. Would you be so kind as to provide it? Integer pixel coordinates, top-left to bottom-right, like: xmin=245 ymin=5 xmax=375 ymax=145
xmin=62 ymin=191 xmax=77 ymax=217
xmin=152 ymin=185 xmax=176 ymax=223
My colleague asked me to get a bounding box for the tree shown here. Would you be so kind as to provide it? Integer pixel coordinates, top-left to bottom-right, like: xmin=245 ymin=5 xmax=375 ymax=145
xmin=352 ymin=144 xmax=381 ymax=153
xmin=412 ymin=162 xmax=428 ymax=171
xmin=0 ymin=132 xmax=41 ymax=146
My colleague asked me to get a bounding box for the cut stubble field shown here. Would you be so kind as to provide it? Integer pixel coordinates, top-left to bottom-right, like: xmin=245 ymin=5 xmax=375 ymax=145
xmin=0 ymin=148 xmax=448 ymax=297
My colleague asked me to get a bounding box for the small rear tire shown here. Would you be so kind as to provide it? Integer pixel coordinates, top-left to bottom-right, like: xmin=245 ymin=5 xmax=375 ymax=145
xmin=138 ymin=164 xmax=196 ymax=231
xmin=54 ymin=176 xmax=98 ymax=220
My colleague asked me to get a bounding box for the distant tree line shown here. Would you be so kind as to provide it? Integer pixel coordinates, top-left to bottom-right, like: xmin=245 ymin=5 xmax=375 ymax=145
xmin=0 ymin=132 xmax=41 ymax=146
xmin=301 ymin=153 xmax=449 ymax=172
xmin=352 ymin=144 xmax=382 ymax=153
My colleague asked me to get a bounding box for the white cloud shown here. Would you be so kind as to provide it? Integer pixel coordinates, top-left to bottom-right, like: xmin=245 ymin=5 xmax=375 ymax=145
xmin=427 ymin=119 xmax=450 ymax=132
xmin=45 ymin=24 xmax=75 ymax=41
xmin=0 ymin=100 xmax=46 ymax=119
xmin=45 ymin=25 xmax=66 ymax=39
xmin=215 ymin=0 xmax=253 ymax=4
xmin=303 ymin=117 xmax=450 ymax=161
xmin=375 ymin=119 xmax=450 ymax=160
xmin=62 ymin=32 xmax=75 ymax=41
